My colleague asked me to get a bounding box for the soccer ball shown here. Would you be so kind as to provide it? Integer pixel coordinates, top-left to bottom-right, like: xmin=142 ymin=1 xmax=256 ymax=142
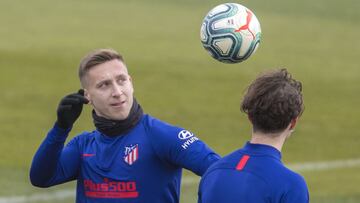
xmin=200 ymin=3 xmax=261 ymax=63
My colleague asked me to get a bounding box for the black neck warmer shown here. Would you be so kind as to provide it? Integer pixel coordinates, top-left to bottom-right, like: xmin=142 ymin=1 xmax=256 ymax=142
xmin=92 ymin=98 xmax=143 ymax=137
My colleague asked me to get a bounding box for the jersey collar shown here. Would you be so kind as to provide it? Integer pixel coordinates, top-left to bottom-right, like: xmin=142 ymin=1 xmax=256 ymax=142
xmin=241 ymin=141 xmax=282 ymax=160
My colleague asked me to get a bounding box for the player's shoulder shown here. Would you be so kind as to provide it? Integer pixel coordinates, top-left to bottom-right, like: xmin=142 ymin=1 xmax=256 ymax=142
xmin=202 ymin=150 xmax=242 ymax=177
xmin=76 ymin=130 xmax=97 ymax=139
xmin=263 ymin=160 xmax=308 ymax=191
xmin=282 ymin=166 xmax=308 ymax=186
xmin=142 ymin=114 xmax=203 ymax=152
xmin=270 ymin=160 xmax=305 ymax=182
xmin=143 ymin=114 xmax=179 ymax=129
xmin=142 ymin=114 xmax=185 ymax=137
xmin=216 ymin=149 xmax=244 ymax=167
xmin=66 ymin=130 xmax=98 ymax=146
xmin=279 ymin=166 xmax=309 ymax=201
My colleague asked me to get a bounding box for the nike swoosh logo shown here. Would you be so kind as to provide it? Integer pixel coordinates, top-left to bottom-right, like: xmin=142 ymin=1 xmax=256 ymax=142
xmin=83 ymin=153 xmax=96 ymax=157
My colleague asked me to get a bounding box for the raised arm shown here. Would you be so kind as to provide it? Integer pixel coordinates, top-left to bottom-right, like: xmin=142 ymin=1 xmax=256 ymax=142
xmin=30 ymin=90 xmax=88 ymax=187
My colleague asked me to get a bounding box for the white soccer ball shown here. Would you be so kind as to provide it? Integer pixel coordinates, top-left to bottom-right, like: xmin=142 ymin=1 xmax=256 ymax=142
xmin=200 ymin=3 xmax=262 ymax=63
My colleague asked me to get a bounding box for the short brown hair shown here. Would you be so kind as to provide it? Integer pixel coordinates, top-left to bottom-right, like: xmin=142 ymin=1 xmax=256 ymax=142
xmin=78 ymin=48 xmax=124 ymax=86
xmin=241 ymin=69 xmax=304 ymax=133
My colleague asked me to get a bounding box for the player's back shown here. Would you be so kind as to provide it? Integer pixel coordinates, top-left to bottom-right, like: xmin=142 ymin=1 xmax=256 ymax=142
xmin=198 ymin=142 xmax=309 ymax=203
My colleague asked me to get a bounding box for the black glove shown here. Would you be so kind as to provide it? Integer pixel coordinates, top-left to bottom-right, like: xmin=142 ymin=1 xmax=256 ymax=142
xmin=56 ymin=89 xmax=89 ymax=129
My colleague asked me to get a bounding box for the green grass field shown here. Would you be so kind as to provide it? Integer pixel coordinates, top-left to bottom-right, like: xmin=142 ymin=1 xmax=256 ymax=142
xmin=0 ymin=0 xmax=359 ymax=202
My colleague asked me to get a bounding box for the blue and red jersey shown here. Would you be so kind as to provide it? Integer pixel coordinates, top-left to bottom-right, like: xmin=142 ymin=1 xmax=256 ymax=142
xmin=198 ymin=142 xmax=309 ymax=203
xmin=30 ymin=114 xmax=220 ymax=203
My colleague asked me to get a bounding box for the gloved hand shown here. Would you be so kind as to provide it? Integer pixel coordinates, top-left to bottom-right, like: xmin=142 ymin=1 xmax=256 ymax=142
xmin=56 ymin=89 xmax=89 ymax=129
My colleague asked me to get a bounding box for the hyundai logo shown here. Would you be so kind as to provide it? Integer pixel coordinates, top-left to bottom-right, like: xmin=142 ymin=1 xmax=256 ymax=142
xmin=178 ymin=130 xmax=194 ymax=140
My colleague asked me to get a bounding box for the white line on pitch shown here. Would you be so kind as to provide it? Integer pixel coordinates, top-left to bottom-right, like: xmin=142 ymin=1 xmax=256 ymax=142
xmin=288 ymin=158 xmax=360 ymax=172
xmin=1 ymin=158 xmax=360 ymax=203
xmin=0 ymin=190 xmax=74 ymax=203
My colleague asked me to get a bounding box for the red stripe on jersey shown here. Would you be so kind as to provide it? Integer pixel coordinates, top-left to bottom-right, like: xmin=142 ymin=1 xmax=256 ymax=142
xmin=236 ymin=155 xmax=250 ymax=171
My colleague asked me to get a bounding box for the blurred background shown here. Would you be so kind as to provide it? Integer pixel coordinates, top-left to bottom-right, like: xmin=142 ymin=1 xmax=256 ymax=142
xmin=0 ymin=0 xmax=359 ymax=202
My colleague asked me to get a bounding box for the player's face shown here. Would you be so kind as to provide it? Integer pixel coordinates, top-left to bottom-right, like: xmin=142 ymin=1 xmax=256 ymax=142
xmin=84 ymin=59 xmax=134 ymax=120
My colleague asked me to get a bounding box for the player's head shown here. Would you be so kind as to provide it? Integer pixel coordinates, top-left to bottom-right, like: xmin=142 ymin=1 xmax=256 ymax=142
xmin=79 ymin=48 xmax=134 ymax=120
xmin=241 ymin=69 xmax=304 ymax=134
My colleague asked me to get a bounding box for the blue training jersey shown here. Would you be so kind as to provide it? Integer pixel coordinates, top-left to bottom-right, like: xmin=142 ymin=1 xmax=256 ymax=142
xmin=30 ymin=114 xmax=220 ymax=203
xmin=198 ymin=142 xmax=309 ymax=203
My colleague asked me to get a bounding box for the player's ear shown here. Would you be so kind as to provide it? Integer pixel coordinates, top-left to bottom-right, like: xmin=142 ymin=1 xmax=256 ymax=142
xmin=129 ymin=75 xmax=134 ymax=93
xmin=289 ymin=117 xmax=298 ymax=130
xmin=83 ymin=89 xmax=92 ymax=104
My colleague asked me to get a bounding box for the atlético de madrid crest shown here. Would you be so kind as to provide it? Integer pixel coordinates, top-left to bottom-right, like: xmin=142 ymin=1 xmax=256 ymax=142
xmin=124 ymin=144 xmax=139 ymax=165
